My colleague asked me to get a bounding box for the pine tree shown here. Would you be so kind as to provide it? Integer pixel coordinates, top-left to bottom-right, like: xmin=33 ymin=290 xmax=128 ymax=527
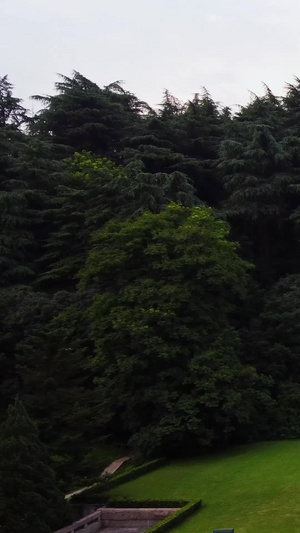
xmin=177 ymin=89 xmax=225 ymax=205
xmin=31 ymin=71 xmax=145 ymax=158
xmin=0 ymin=398 xmax=70 ymax=533
xmin=0 ymin=77 xmax=33 ymax=285
xmin=283 ymin=77 xmax=300 ymax=137
xmin=39 ymin=153 xmax=128 ymax=287
xmin=218 ymin=124 xmax=300 ymax=281
xmin=0 ymin=288 xmax=79 ymax=423
xmin=243 ymin=274 xmax=300 ymax=439
xmin=0 ymin=75 xmax=28 ymax=128
xmin=244 ymin=274 xmax=300 ymax=382
xmin=237 ymin=86 xmax=284 ymax=135
xmin=16 ymin=298 xmax=98 ymax=485
xmin=123 ymin=89 xmax=224 ymax=207
xmin=0 ymin=77 xmax=67 ymax=287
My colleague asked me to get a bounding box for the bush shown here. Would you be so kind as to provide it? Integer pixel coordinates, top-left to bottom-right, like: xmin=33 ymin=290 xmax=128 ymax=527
xmin=105 ymin=458 xmax=166 ymax=489
xmin=105 ymin=498 xmax=190 ymax=508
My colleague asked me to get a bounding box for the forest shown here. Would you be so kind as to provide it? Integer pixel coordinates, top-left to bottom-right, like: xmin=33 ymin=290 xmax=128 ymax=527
xmin=2 ymin=70 xmax=300 ymax=530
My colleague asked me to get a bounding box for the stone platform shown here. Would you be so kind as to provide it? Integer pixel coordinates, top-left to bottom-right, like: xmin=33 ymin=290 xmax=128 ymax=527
xmin=54 ymin=507 xmax=180 ymax=533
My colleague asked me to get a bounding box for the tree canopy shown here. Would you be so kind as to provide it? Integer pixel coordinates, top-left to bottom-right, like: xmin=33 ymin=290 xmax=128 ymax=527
xmin=80 ymin=205 xmax=267 ymax=456
xmin=0 ymin=398 xmax=70 ymax=533
xmin=2 ymin=70 xmax=300 ymax=517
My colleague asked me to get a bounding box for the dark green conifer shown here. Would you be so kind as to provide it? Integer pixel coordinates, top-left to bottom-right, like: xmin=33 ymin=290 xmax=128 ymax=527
xmin=0 ymin=398 xmax=70 ymax=533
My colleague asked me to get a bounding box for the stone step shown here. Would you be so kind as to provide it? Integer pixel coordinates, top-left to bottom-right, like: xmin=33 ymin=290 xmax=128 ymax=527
xmin=65 ymin=456 xmax=131 ymax=499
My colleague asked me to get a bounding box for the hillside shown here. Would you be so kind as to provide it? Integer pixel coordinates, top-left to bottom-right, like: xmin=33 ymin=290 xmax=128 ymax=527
xmin=107 ymin=441 xmax=300 ymax=533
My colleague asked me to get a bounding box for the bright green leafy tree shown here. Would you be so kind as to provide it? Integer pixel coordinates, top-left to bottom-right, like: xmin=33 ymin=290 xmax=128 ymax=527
xmin=80 ymin=204 xmax=268 ymax=457
xmin=41 ymin=152 xmax=199 ymax=288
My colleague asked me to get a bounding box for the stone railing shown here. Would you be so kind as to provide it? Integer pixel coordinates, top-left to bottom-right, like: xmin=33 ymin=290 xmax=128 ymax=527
xmin=54 ymin=508 xmax=102 ymax=533
xmin=54 ymin=507 xmax=180 ymax=533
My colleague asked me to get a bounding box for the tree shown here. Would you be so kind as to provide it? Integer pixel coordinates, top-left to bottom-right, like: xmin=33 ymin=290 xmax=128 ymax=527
xmin=0 ymin=77 xmax=33 ymax=286
xmin=244 ymin=274 xmax=300 ymax=438
xmin=80 ymin=204 xmax=268 ymax=457
xmin=177 ymin=89 xmax=225 ymax=205
xmin=122 ymin=90 xmax=208 ymax=204
xmin=31 ymin=71 xmax=146 ymax=158
xmin=0 ymin=75 xmax=28 ymax=128
xmin=245 ymin=274 xmax=300 ymax=381
xmin=40 ymin=153 xmax=199 ymax=288
xmin=0 ymin=76 xmax=67 ymax=287
xmin=283 ymin=77 xmax=300 ymax=137
xmin=0 ymin=288 xmax=81 ymax=422
xmin=16 ymin=296 xmax=100 ymax=485
xmin=0 ymin=286 xmax=101 ymax=487
xmin=236 ymin=86 xmax=284 ymax=135
xmin=40 ymin=153 xmax=130 ymax=287
xmin=218 ymin=124 xmax=300 ymax=281
xmin=0 ymin=398 xmax=70 ymax=533
xmin=123 ymin=89 xmax=225 ymax=207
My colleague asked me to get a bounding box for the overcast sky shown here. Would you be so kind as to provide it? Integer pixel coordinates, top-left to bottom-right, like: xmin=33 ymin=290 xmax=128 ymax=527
xmin=2 ymin=0 xmax=300 ymax=113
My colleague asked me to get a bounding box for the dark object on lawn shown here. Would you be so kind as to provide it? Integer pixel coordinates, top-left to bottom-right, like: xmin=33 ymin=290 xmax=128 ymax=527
xmin=213 ymin=530 xmax=234 ymax=533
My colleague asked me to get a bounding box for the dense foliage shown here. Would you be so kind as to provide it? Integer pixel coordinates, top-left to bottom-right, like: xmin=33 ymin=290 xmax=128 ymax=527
xmin=80 ymin=205 xmax=264 ymax=457
xmin=0 ymin=398 xmax=70 ymax=532
xmin=2 ymin=70 xmax=300 ymax=508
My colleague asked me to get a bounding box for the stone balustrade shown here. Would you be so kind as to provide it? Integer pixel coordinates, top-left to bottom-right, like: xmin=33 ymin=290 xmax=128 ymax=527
xmin=54 ymin=507 xmax=180 ymax=533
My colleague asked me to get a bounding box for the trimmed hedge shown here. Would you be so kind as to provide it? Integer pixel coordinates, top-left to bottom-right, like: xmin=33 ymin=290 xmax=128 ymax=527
xmin=105 ymin=458 xmax=166 ymax=489
xmin=70 ymin=458 xmax=165 ymax=503
xmin=145 ymin=499 xmax=202 ymax=533
xmin=104 ymin=498 xmax=190 ymax=508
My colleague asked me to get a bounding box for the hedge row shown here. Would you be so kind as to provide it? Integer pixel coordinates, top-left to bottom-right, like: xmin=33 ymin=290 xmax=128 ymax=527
xmin=70 ymin=458 xmax=165 ymax=503
xmin=104 ymin=498 xmax=190 ymax=508
xmin=105 ymin=457 xmax=166 ymax=489
xmin=146 ymin=498 xmax=203 ymax=533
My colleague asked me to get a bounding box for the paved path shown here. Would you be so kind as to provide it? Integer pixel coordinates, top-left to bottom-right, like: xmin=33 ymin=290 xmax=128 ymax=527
xmin=65 ymin=456 xmax=131 ymax=499
xmin=101 ymin=457 xmax=130 ymax=477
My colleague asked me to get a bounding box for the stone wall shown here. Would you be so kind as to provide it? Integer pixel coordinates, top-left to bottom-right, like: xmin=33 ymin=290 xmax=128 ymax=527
xmin=54 ymin=507 xmax=180 ymax=533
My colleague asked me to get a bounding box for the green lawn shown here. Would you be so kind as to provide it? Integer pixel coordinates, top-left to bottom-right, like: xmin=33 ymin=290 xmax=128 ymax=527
xmin=107 ymin=440 xmax=300 ymax=533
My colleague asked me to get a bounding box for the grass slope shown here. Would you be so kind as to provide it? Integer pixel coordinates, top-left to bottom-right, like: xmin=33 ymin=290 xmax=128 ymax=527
xmin=107 ymin=440 xmax=300 ymax=533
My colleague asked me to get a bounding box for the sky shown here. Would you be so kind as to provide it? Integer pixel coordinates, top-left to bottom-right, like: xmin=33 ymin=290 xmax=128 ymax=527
xmin=2 ymin=0 xmax=300 ymax=113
